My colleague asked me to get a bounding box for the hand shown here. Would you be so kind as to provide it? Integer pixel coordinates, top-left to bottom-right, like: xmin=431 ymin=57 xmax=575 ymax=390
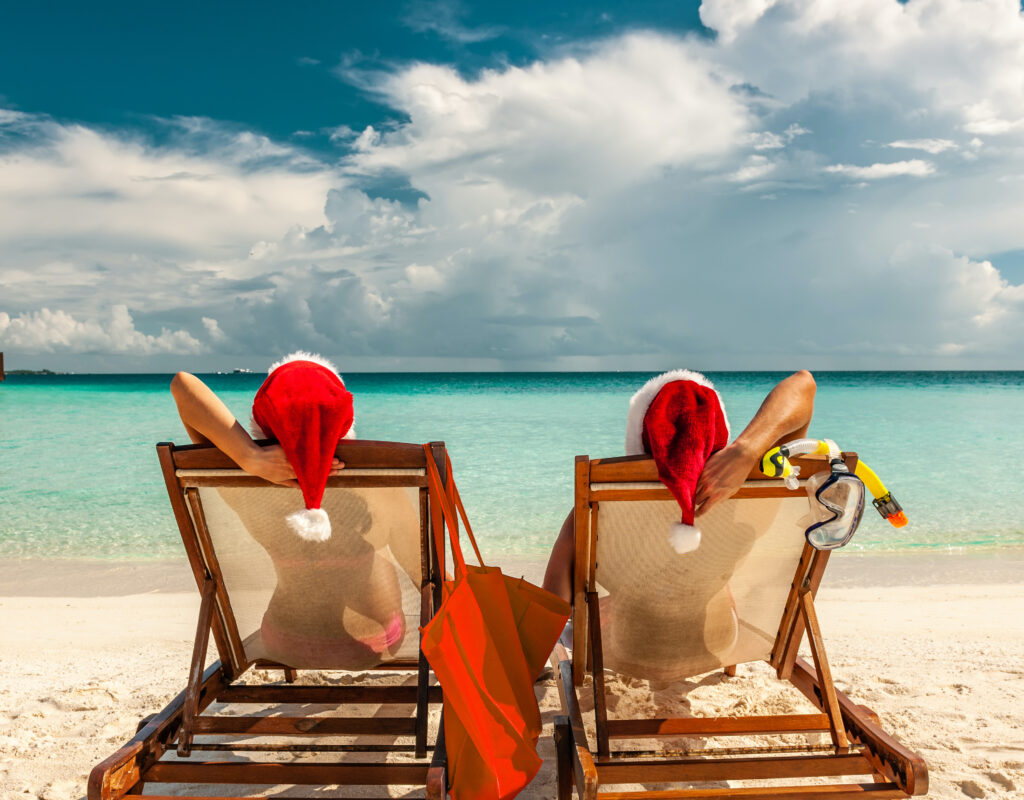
xmin=694 ymin=441 xmax=758 ymax=517
xmin=240 ymin=445 xmax=345 ymax=488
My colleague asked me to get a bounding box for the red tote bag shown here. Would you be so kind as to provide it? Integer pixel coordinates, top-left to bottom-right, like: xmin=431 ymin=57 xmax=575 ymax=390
xmin=420 ymin=446 xmax=570 ymax=800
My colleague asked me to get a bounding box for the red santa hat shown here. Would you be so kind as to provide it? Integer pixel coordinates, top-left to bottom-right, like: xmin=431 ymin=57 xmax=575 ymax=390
xmin=250 ymin=351 xmax=355 ymax=542
xmin=625 ymin=370 xmax=730 ymax=555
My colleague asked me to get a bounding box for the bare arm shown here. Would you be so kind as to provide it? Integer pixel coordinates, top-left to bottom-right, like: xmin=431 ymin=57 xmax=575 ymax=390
xmin=694 ymin=370 xmax=816 ymax=516
xmin=170 ymin=372 xmax=343 ymax=487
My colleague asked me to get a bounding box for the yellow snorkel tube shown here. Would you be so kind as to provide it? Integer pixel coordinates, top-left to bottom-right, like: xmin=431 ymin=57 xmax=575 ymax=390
xmin=760 ymin=438 xmax=908 ymax=528
xmin=852 ymin=460 xmax=908 ymax=528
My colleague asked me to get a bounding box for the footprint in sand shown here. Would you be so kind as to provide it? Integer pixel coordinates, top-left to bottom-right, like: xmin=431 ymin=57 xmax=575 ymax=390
xmin=39 ymin=779 xmax=79 ymax=800
xmin=48 ymin=686 xmax=119 ymax=712
xmin=985 ymin=771 xmax=1016 ymax=792
xmin=957 ymin=778 xmax=986 ymax=798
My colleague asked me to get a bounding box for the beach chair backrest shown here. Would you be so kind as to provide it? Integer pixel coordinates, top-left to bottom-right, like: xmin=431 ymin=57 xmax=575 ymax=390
xmin=575 ymin=453 xmax=855 ymax=684
xmin=158 ymin=440 xmax=441 ymax=676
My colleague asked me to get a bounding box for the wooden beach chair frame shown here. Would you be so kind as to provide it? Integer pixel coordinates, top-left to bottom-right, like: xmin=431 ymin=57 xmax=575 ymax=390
xmin=89 ymin=440 xmax=451 ymax=800
xmin=554 ymin=452 xmax=929 ymax=800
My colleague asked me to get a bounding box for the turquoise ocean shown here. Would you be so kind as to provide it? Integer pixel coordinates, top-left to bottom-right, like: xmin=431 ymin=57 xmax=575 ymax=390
xmin=1 ymin=371 xmax=1022 ymax=561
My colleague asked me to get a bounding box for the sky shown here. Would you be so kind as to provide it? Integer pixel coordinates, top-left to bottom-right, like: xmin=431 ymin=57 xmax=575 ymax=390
xmin=2 ymin=0 xmax=1024 ymax=372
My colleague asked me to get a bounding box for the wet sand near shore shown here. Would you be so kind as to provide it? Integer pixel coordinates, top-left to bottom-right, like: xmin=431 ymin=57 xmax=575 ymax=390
xmin=3 ymin=548 xmax=1023 ymax=596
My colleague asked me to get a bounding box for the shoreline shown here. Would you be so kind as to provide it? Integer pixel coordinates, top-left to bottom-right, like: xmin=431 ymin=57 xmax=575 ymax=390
xmin=2 ymin=548 xmax=1023 ymax=597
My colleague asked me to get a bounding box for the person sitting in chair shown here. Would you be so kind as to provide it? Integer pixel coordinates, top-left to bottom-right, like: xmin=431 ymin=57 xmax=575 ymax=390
xmin=171 ymin=353 xmax=420 ymax=669
xmin=542 ymin=369 xmax=817 ymax=605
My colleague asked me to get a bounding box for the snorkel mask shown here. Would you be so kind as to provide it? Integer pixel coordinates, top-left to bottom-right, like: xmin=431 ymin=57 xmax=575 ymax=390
xmin=803 ymin=458 xmax=865 ymax=549
xmin=760 ymin=438 xmax=907 ymax=551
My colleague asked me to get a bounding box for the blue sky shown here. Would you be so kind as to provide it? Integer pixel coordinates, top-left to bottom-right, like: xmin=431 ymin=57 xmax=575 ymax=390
xmin=1 ymin=1 xmax=707 ymax=151
xmin=2 ymin=0 xmax=1024 ymax=371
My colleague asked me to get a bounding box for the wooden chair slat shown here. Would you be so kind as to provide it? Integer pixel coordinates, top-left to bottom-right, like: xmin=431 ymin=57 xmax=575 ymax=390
xmin=145 ymin=761 xmax=430 ymax=785
xmin=595 ymin=783 xmax=904 ymax=800
xmin=216 ymin=684 xmax=442 ymax=704
xmin=595 ymin=752 xmax=875 ymax=783
xmin=605 ymin=713 xmax=831 ymax=738
xmin=192 ymin=715 xmax=418 ymax=736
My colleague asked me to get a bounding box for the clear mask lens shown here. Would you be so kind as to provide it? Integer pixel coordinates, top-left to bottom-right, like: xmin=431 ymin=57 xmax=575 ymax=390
xmin=806 ymin=472 xmax=865 ymax=550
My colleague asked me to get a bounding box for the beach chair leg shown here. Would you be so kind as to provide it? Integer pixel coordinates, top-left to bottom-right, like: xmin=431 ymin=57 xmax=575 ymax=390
xmin=282 ymin=667 xmax=297 ymax=683
xmin=586 ymin=591 xmax=610 ymax=759
xmin=798 ymin=587 xmax=850 ymax=753
xmin=177 ymin=577 xmax=216 ymax=757
xmin=572 ymin=459 xmax=591 ymax=687
xmin=723 ymin=664 xmax=737 ymax=677
xmin=415 ymin=583 xmax=434 ymax=759
xmin=426 ymin=711 xmax=447 ymax=800
xmin=555 ymin=716 xmax=574 ymax=800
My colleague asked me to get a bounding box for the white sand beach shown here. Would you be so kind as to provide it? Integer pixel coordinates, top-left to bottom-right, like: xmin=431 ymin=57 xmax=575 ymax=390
xmin=1 ymin=553 xmax=1022 ymax=800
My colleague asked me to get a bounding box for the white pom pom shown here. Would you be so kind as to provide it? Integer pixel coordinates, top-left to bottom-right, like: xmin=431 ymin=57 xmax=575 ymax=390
xmin=668 ymin=523 xmax=701 ymax=554
xmin=286 ymin=508 xmax=332 ymax=542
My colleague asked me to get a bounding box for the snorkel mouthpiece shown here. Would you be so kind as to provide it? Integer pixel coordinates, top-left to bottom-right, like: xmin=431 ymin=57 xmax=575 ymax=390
xmin=872 ymin=492 xmax=908 ymax=528
xmin=757 ymin=442 xmax=802 ymax=487
xmin=760 ymin=446 xmax=793 ymax=478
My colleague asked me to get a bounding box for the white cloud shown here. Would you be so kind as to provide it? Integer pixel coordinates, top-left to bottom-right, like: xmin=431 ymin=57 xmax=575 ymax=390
xmin=887 ymin=138 xmax=957 ymax=154
xmin=0 ymin=306 xmax=204 ymax=355
xmin=0 ymin=113 xmax=333 ymax=259
xmin=202 ymin=317 xmax=227 ymax=343
xmin=700 ymin=0 xmax=1024 ymax=138
xmin=883 ymin=244 xmax=1024 ymax=338
xmin=963 ymin=115 xmax=1024 ymax=135
xmin=403 ymin=0 xmax=504 ymax=43
xmin=729 ymin=154 xmax=776 ymax=182
xmin=748 ymin=123 xmax=811 ymax=150
xmin=824 ymin=159 xmax=935 ymax=179
xmin=700 ymin=0 xmax=777 ymax=44
xmin=348 ymin=33 xmax=752 ymax=194
xmin=327 ymin=125 xmax=358 ymax=142
xmin=403 ymin=263 xmax=444 ymax=290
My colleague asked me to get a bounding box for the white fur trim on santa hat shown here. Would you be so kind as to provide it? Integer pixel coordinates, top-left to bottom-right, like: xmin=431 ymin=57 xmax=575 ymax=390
xmin=286 ymin=507 xmax=332 ymax=542
xmin=267 ymin=350 xmax=340 ymax=376
xmin=668 ymin=522 xmax=702 ymax=554
xmin=624 ymin=369 xmax=731 ymax=455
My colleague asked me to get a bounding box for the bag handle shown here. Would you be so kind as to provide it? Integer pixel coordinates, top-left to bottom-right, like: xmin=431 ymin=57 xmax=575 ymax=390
xmin=423 ymin=444 xmax=485 ymax=578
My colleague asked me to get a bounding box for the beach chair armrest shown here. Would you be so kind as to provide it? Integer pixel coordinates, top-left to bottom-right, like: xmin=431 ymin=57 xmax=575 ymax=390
xmin=87 ymin=742 xmax=143 ymax=800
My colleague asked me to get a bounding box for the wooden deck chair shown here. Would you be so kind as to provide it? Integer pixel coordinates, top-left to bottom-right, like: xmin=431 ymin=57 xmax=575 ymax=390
xmin=89 ymin=439 xmax=453 ymax=800
xmin=554 ymin=452 xmax=928 ymax=800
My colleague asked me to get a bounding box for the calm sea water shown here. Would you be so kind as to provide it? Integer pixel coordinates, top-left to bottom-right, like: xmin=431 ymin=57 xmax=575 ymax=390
xmin=1 ymin=371 xmax=1022 ymax=560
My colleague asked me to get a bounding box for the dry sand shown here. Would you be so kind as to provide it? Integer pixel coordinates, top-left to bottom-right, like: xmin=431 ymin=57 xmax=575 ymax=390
xmin=1 ymin=553 xmax=1022 ymax=800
